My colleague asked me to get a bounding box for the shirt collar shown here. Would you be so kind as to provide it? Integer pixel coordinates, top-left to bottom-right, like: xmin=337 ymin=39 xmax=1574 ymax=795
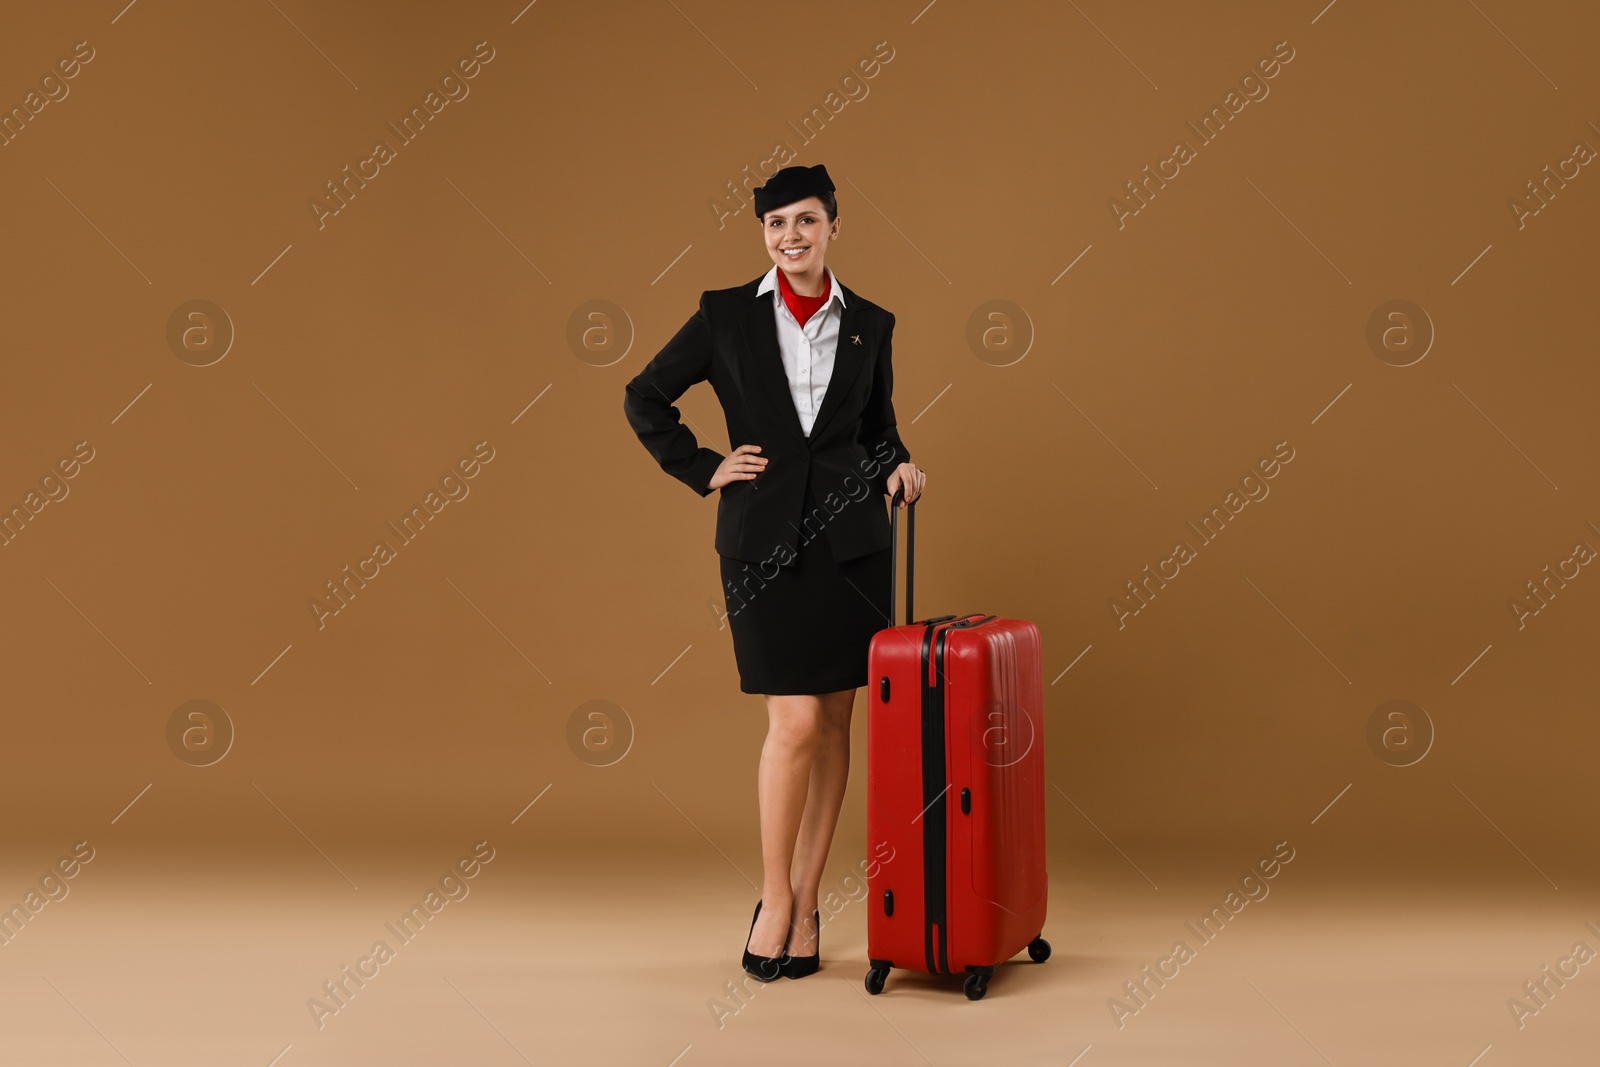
xmin=758 ymin=264 xmax=846 ymax=310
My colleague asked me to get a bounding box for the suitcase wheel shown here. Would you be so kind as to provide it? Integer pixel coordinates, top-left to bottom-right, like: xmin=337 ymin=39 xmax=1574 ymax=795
xmin=864 ymin=966 xmax=889 ymax=996
xmin=963 ymin=973 xmax=989 ymax=1001
xmin=1028 ymin=936 xmax=1052 ymax=963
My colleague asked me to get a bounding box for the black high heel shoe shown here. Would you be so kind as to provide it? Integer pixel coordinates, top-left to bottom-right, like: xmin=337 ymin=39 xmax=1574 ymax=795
xmin=779 ymin=908 xmax=821 ymax=979
xmin=741 ymin=900 xmax=782 ymax=982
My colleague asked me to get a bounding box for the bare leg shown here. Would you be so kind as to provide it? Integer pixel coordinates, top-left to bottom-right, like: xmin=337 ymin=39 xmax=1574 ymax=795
xmin=784 ymin=687 xmax=858 ymax=957
xmin=748 ymin=693 xmax=824 ymax=957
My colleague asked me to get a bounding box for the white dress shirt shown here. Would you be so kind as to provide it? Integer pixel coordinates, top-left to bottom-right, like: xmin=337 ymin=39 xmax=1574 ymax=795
xmin=756 ymin=263 xmax=846 ymax=438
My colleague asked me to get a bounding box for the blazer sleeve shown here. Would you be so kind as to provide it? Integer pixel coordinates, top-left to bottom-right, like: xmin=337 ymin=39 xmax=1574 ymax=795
xmin=857 ymin=311 xmax=912 ymax=495
xmin=623 ymin=293 xmax=727 ymax=498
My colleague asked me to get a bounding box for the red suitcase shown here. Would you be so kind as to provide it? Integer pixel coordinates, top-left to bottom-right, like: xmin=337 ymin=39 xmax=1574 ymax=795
xmin=864 ymin=490 xmax=1050 ymax=1000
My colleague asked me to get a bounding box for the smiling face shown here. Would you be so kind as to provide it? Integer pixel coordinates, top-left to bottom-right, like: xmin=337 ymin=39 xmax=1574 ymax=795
xmin=761 ymin=196 xmax=839 ymax=294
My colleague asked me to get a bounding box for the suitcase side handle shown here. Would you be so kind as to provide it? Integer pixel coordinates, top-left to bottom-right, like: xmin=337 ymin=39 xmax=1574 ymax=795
xmin=888 ymin=487 xmax=916 ymax=626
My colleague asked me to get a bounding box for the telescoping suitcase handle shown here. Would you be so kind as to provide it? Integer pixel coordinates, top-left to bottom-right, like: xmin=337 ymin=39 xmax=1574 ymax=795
xmin=888 ymin=487 xmax=915 ymax=625
xmin=887 ymin=489 xmax=984 ymax=630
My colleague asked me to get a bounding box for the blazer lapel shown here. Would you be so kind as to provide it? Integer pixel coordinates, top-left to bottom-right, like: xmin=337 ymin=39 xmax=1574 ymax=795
xmin=806 ymin=296 xmax=865 ymax=442
xmin=737 ymin=276 xmax=869 ymax=445
xmin=737 ymin=290 xmax=809 ymax=447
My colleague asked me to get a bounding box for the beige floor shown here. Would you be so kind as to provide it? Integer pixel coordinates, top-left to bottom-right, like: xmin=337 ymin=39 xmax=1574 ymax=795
xmin=3 ymin=848 xmax=1595 ymax=1066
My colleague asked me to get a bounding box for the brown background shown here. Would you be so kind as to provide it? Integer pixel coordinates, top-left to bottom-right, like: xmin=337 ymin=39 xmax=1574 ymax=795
xmin=1 ymin=1 xmax=1596 ymax=1064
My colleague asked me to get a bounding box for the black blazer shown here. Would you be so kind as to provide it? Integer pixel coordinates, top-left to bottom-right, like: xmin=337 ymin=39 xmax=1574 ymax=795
xmin=623 ymin=273 xmax=911 ymax=566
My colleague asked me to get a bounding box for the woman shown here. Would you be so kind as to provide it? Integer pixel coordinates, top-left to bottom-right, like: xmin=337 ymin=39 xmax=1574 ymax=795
xmin=623 ymin=163 xmax=926 ymax=981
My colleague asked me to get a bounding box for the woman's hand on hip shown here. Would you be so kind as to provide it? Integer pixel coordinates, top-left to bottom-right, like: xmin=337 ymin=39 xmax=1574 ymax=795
xmin=885 ymin=463 xmax=925 ymax=507
xmin=707 ymin=444 xmax=768 ymax=491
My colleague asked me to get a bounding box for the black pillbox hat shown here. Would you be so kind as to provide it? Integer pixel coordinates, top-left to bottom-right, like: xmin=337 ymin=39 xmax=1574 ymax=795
xmin=753 ymin=164 xmax=835 ymax=219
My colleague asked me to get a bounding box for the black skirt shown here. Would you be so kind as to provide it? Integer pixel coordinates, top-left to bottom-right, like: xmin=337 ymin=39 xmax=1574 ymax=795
xmin=719 ymin=484 xmax=893 ymax=696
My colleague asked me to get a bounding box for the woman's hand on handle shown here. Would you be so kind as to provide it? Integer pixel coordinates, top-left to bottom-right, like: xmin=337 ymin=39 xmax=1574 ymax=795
xmin=707 ymin=444 xmax=768 ymax=491
xmin=885 ymin=462 xmax=926 ymax=508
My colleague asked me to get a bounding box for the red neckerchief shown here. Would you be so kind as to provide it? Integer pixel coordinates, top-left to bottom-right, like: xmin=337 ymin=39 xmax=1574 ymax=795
xmin=776 ymin=266 xmax=830 ymax=327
